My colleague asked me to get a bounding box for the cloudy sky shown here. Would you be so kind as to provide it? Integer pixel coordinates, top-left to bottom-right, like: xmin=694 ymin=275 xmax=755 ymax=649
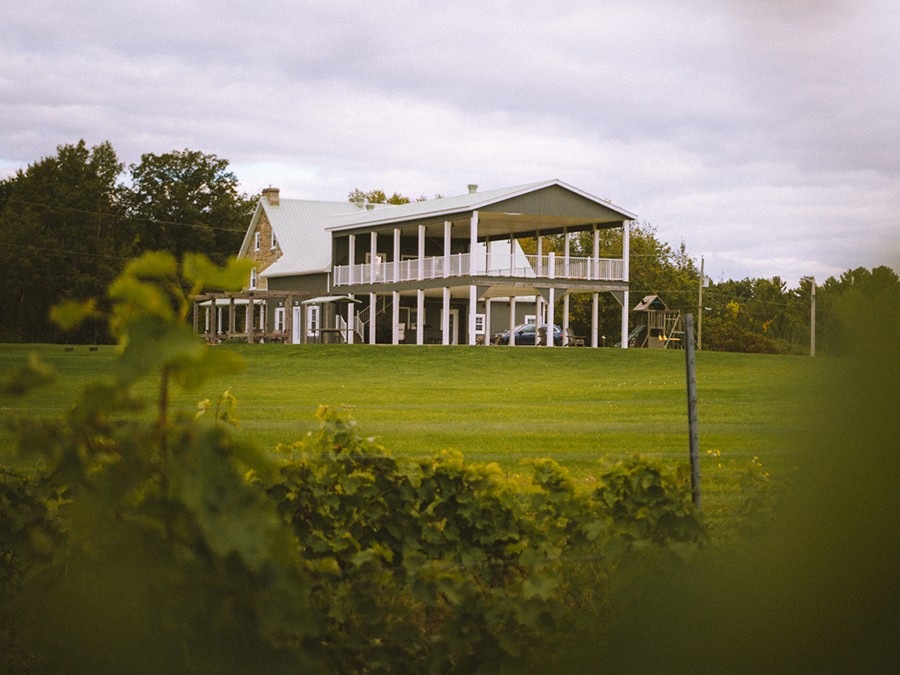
xmin=2 ymin=0 xmax=898 ymax=286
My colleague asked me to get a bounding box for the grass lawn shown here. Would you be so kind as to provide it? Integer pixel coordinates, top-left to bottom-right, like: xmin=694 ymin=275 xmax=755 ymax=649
xmin=1 ymin=343 xmax=832 ymax=538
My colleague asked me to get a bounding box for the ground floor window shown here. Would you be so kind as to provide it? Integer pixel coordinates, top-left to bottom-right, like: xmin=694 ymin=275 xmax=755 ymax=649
xmin=274 ymin=307 xmax=285 ymax=332
xmin=306 ymin=305 xmax=319 ymax=337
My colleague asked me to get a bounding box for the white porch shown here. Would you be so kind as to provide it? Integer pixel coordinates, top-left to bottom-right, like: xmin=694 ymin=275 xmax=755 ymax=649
xmin=333 ymin=252 xmax=625 ymax=286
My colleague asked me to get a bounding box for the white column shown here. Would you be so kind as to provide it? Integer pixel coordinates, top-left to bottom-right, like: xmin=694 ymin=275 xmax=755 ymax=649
xmin=416 ymin=289 xmax=424 ymax=345
xmin=418 ymin=224 xmax=425 ymax=281
xmin=591 ymin=292 xmax=599 ymax=348
xmin=470 ymin=212 xmax=479 ymax=276
xmin=564 ymin=227 xmax=570 ymax=278
xmin=536 ymin=232 xmax=543 ymax=276
xmin=348 ymin=234 xmax=356 ymax=284
xmin=392 ymin=291 xmax=400 ymax=344
xmin=347 ymin=295 xmax=355 ymax=344
xmin=509 ymin=298 xmax=517 ymax=346
xmin=485 ymin=298 xmax=492 ymax=345
xmin=592 ymin=225 xmax=599 ymax=280
xmin=370 ymin=232 xmax=378 ymax=284
xmin=546 ymin=288 xmax=556 ymax=347
xmin=443 ymin=221 xmax=451 ymax=278
xmin=217 ymin=305 xmax=223 ymax=334
xmin=509 ymin=237 xmax=516 ymax=276
xmin=369 ymin=293 xmax=377 ymax=345
xmin=442 ymin=287 xmax=450 ymax=345
xmin=468 ymin=285 xmax=477 ymax=345
xmin=393 ymin=228 xmax=400 ymax=283
xmin=563 ymin=294 xmax=570 ymax=346
xmin=621 ymin=220 xmax=630 ymax=349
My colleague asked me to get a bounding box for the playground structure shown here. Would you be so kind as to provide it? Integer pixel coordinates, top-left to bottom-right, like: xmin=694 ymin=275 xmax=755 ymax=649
xmin=631 ymin=295 xmax=685 ymax=348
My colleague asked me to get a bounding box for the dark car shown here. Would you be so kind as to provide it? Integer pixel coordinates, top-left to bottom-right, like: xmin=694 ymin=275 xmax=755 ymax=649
xmin=493 ymin=323 xmax=563 ymax=346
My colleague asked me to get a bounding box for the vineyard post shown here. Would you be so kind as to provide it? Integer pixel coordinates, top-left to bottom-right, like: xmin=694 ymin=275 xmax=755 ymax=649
xmin=684 ymin=313 xmax=701 ymax=510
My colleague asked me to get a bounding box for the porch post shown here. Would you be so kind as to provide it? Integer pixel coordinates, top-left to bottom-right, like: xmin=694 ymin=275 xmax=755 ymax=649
xmin=509 ymin=297 xmax=517 ymax=346
xmin=510 ymin=237 xmax=516 ymax=276
xmin=536 ymin=232 xmax=543 ymax=276
xmin=370 ymin=232 xmax=378 ymax=284
xmin=393 ymin=228 xmax=400 ymax=283
xmin=564 ymin=227 xmax=570 ymax=278
xmin=547 ymin=288 xmax=556 ymax=347
xmin=443 ymin=221 xmax=451 ymax=278
xmin=468 ymin=285 xmax=477 ymax=345
xmin=418 ymin=224 xmax=425 ymax=280
xmin=217 ymin=305 xmax=223 ymax=335
xmin=484 ymin=298 xmax=492 ymax=345
xmin=547 ymin=253 xmax=555 ymax=347
xmin=621 ymin=220 xmax=630 ymax=349
xmin=470 ymin=212 xmax=478 ymax=276
xmin=563 ymin=294 xmax=570 ymax=346
xmin=347 ymin=295 xmax=355 ymax=344
xmin=247 ymin=300 xmax=254 ymax=344
xmin=591 ymin=292 xmax=599 ymax=348
xmin=228 ymin=296 xmax=235 ymax=338
xmin=192 ymin=301 xmax=199 ymax=335
xmin=369 ymin=293 xmax=377 ymax=345
xmin=592 ymin=224 xmax=599 ymax=280
xmin=442 ymin=287 xmax=450 ymax=345
xmin=416 ymin=289 xmax=424 ymax=345
xmin=392 ymin=291 xmax=400 ymax=345
xmin=348 ymin=234 xmax=355 ymax=285
xmin=286 ymin=295 xmax=294 ymax=344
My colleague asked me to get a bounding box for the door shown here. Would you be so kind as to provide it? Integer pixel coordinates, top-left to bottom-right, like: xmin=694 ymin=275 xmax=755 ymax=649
xmin=292 ymin=307 xmax=302 ymax=344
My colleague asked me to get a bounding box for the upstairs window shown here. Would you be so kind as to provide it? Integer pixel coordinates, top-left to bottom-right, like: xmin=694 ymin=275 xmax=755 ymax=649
xmin=250 ymin=267 xmax=257 ymax=290
xmin=254 ymin=231 xmax=260 ymax=251
xmin=270 ymin=231 xmax=277 ymax=250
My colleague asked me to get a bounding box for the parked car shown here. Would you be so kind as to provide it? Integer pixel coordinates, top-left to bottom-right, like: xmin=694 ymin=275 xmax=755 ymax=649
xmin=493 ymin=323 xmax=563 ymax=346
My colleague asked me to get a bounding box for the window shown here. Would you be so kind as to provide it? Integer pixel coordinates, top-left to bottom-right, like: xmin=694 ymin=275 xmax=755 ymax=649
xmin=249 ymin=267 xmax=257 ymax=289
xmin=254 ymin=231 xmax=260 ymax=251
xmin=270 ymin=231 xmax=277 ymax=250
xmin=306 ymin=305 xmax=320 ymax=337
xmin=399 ymin=307 xmax=422 ymax=330
xmin=474 ymin=313 xmax=486 ymax=335
xmin=274 ymin=307 xmax=285 ymax=332
xmin=365 ymin=252 xmax=385 ymax=264
xmin=524 ymin=314 xmax=536 ymax=325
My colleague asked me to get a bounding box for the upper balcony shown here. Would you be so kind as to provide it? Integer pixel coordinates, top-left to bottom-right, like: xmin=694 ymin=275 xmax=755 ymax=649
xmin=333 ymin=252 xmax=625 ymax=287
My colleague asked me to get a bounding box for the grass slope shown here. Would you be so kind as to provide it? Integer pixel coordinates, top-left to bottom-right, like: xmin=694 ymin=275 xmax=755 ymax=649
xmin=1 ymin=343 xmax=830 ymax=536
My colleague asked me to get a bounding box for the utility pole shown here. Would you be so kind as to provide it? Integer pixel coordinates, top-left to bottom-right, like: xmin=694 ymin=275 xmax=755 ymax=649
xmin=802 ymin=276 xmax=816 ymax=356
xmin=698 ymin=257 xmax=705 ymax=350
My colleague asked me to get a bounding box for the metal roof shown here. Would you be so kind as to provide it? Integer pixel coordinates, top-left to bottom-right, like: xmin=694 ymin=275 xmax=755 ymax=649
xmin=250 ymin=180 xmax=636 ymax=278
xmin=325 ymin=179 xmax=637 ymax=231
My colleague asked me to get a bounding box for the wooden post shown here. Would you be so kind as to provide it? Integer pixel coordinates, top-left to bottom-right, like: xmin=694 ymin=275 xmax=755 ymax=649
xmin=684 ymin=313 xmax=701 ymax=510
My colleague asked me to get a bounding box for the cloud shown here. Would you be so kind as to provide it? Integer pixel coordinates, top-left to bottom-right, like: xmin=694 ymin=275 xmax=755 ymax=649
xmin=1 ymin=0 xmax=897 ymax=285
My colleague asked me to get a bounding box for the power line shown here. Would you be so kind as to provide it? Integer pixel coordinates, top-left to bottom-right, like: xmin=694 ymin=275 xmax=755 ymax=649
xmin=6 ymin=199 xmax=247 ymax=233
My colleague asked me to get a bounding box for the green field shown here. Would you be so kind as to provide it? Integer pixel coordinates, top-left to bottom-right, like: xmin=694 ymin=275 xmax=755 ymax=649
xmin=1 ymin=343 xmax=831 ymax=536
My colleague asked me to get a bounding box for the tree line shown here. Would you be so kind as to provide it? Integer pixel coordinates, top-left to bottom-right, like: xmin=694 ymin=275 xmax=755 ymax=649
xmin=0 ymin=141 xmax=253 ymax=343
xmin=2 ymin=141 xmax=896 ymax=353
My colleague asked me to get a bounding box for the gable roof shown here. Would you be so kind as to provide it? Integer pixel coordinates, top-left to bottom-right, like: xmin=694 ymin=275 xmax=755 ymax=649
xmin=244 ymin=180 xmax=636 ymax=279
xmin=327 ymin=179 xmax=637 ymax=232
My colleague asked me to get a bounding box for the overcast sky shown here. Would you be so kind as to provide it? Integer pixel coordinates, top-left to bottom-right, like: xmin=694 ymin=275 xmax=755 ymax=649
xmin=2 ymin=0 xmax=898 ymax=286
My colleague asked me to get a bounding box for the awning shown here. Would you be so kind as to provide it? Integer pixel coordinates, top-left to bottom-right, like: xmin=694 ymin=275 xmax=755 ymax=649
xmin=300 ymin=295 xmax=363 ymax=305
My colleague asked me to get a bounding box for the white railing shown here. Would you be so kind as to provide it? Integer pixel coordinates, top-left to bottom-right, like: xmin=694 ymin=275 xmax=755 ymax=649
xmin=333 ymin=253 xmax=624 ymax=286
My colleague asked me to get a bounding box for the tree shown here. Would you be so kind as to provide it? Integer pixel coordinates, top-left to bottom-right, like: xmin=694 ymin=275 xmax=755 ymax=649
xmin=0 ymin=140 xmax=125 ymax=343
xmin=121 ymin=150 xmax=253 ymax=264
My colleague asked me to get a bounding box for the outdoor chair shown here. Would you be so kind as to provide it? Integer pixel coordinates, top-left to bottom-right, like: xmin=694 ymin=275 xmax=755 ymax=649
xmin=565 ymin=327 xmax=585 ymax=347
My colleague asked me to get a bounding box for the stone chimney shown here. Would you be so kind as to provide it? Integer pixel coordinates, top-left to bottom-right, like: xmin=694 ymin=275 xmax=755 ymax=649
xmin=262 ymin=187 xmax=280 ymax=206
xmin=468 ymin=184 xmax=478 ymax=194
